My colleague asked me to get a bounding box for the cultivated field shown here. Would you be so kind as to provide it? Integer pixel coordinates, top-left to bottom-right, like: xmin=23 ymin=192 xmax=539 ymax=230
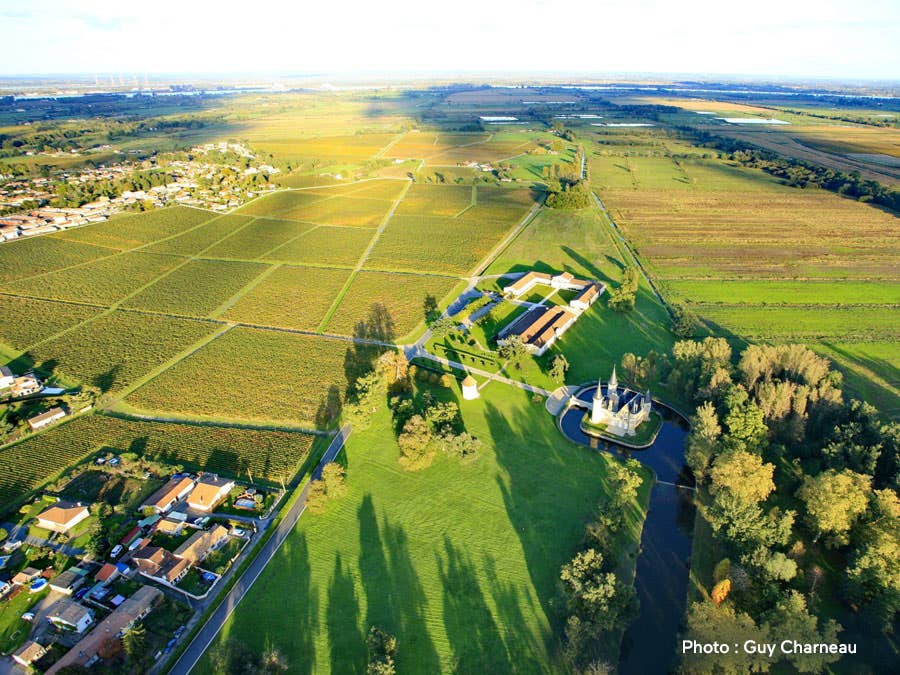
xmin=0 ymin=295 xmax=102 ymax=349
xmin=125 ymin=327 xmax=352 ymax=427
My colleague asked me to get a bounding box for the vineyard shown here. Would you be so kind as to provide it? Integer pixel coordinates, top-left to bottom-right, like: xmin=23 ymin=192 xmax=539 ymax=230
xmin=125 ymin=327 xmax=352 ymax=426
xmin=223 ymin=265 xmax=352 ymax=330
xmin=0 ymin=236 xmax=111 ymax=283
xmin=122 ymin=259 xmax=269 ymax=317
xmin=56 ymin=206 xmax=215 ymax=250
xmin=265 ymin=225 xmax=373 ymax=266
xmin=0 ymin=414 xmax=317 ymax=510
xmin=0 ymin=295 xmax=102 ymax=349
xmin=146 ymin=213 xmax=255 ymax=256
xmin=204 ymin=217 xmax=316 ymax=260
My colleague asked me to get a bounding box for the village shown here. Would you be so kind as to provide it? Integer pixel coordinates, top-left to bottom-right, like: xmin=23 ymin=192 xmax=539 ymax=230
xmin=0 ymin=142 xmax=279 ymax=242
xmin=0 ymin=450 xmax=277 ymax=672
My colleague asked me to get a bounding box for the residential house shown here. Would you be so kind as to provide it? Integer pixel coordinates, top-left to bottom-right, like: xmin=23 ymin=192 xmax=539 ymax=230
xmin=26 ymin=407 xmax=66 ymax=431
xmin=36 ymin=501 xmax=90 ymax=534
xmin=49 ymin=568 xmax=87 ymax=595
xmin=186 ymin=474 xmax=235 ymax=512
xmin=156 ymin=518 xmax=185 ymax=536
xmin=141 ymin=476 xmax=195 ymax=514
xmin=47 ymin=587 xmax=162 ymax=674
xmin=174 ymin=525 xmax=229 ymax=565
xmin=11 ymin=373 xmax=42 ymax=397
xmin=131 ymin=546 xmax=190 ymax=585
xmin=12 ymin=567 xmax=41 ymax=585
xmin=47 ymin=598 xmax=94 ymax=633
xmin=94 ymin=563 xmax=119 ymax=585
xmin=13 ymin=641 xmax=48 ymax=667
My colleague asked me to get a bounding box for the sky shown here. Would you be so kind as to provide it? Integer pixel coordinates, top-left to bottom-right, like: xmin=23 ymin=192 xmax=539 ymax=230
xmin=1 ymin=0 xmax=898 ymax=81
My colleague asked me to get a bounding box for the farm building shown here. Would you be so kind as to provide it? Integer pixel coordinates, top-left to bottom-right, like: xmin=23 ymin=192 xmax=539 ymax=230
xmin=504 ymin=270 xmax=594 ymax=298
xmin=36 ymin=501 xmax=90 ymax=534
xmin=187 ymin=474 xmax=235 ymax=512
xmin=47 ymin=586 xmax=162 ymax=674
xmin=141 ymin=475 xmax=195 ymax=514
xmin=175 ymin=525 xmax=229 ymax=564
xmin=498 ymin=305 xmax=578 ymax=356
xmin=26 ymin=407 xmax=66 ymax=431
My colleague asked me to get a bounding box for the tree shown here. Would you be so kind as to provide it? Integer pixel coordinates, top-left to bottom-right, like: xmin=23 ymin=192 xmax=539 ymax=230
xmin=766 ymin=591 xmax=841 ymax=673
xmin=441 ymin=431 xmax=481 ymax=460
xmin=607 ymin=460 xmax=643 ymax=508
xmin=711 ymin=579 xmax=731 ymax=605
xmin=367 ymin=626 xmax=398 ymax=675
xmin=560 ymin=548 xmax=636 ymax=630
xmin=607 ymin=287 xmax=635 ymax=312
xmin=306 ymin=479 xmax=328 ymax=514
xmin=549 ymin=354 xmax=570 ymax=383
xmin=722 ymin=390 xmax=768 ymax=451
xmin=261 ymin=645 xmax=289 ymax=673
xmin=0 ymin=527 xmax=7 ymax=542
xmin=685 ymin=401 xmax=722 ymax=481
xmin=397 ymin=415 xmax=435 ymax=471
xmin=498 ymin=335 xmax=529 ymax=369
xmin=321 ymin=462 xmax=347 ymax=499
xmin=681 ymin=601 xmax=772 ymax=674
xmin=797 ymin=469 xmax=870 ymax=547
xmin=429 ymin=316 xmax=457 ymax=340
xmin=122 ymin=622 xmax=146 ymax=660
xmin=709 ymin=449 xmax=775 ymax=505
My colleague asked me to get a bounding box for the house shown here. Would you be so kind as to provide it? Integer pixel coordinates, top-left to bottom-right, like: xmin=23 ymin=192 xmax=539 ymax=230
xmin=13 ymin=641 xmax=48 ymax=667
xmin=504 ymin=271 xmax=552 ymax=297
xmin=11 ymin=373 xmax=42 ymax=397
xmin=36 ymin=501 xmax=90 ymax=534
xmin=186 ymin=474 xmax=235 ymax=512
xmin=174 ymin=525 xmax=229 ymax=564
xmin=12 ymin=567 xmax=41 ymax=585
xmin=95 ymin=563 xmax=119 ymax=584
xmin=47 ymin=597 xmax=94 ymax=633
xmin=569 ymin=282 xmax=603 ymax=311
xmin=131 ymin=546 xmax=190 ymax=584
xmin=141 ymin=476 xmax=195 ymax=514
xmin=120 ymin=526 xmax=142 ymax=548
xmin=47 ymin=587 xmax=162 ymax=674
xmin=50 ymin=568 xmax=87 ymax=595
xmin=27 ymin=406 xmax=66 ymax=431
xmin=156 ymin=518 xmax=185 ymax=536
xmin=0 ymin=365 xmax=13 ymax=389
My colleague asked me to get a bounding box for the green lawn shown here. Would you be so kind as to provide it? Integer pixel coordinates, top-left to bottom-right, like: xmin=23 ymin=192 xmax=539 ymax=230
xmin=199 ymin=381 xmax=648 ymax=674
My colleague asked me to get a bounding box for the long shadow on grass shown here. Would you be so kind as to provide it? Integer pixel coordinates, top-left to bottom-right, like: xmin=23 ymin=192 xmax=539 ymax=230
xmin=327 ymin=552 xmax=366 ymax=674
xmin=436 ymin=537 xmax=510 ymax=673
xmin=483 ymin=397 xmax=614 ymax=659
xmin=357 ymin=494 xmax=440 ymax=673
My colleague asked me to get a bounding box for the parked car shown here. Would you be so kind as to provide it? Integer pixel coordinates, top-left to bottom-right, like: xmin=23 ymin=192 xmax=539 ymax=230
xmin=110 ymin=544 xmax=123 ymax=559
xmin=232 ymin=528 xmax=246 ymax=537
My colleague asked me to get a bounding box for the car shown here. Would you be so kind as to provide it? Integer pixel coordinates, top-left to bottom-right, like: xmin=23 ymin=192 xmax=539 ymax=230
xmin=109 ymin=457 xmax=120 ymax=466
xmin=174 ymin=625 xmax=186 ymax=638
xmin=110 ymin=544 xmax=123 ymax=559
xmin=232 ymin=527 xmax=246 ymax=537
xmin=74 ymin=587 xmax=89 ymax=600
xmin=195 ymin=516 xmax=210 ymax=527
xmin=21 ymin=612 xmax=35 ymax=621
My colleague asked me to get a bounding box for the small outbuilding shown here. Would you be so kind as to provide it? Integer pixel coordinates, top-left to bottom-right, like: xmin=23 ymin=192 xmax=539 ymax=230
xmin=461 ymin=375 xmax=479 ymax=400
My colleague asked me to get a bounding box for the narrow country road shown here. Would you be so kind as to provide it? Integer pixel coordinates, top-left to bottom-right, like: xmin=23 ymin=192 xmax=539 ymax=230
xmin=166 ymin=424 xmax=352 ymax=675
xmin=405 ymin=347 xmax=553 ymax=397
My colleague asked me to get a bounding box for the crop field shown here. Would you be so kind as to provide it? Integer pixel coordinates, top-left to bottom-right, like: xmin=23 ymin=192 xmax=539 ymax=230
xmin=146 ymin=213 xmax=256 ymax=255
xmin=199 ymin=384 xmax=646 ymax=674
xmin=394 ymin=184 xmax=474 ymax=217
xmin=665 ymin=280 xmax=900 ymax=305
xmin=427 ymin=137 xmax=537 ymax=165
xmin=311 ymin=179 xmax=408 ymax=201
xmin=55 ymin=206 xmax=215 ymax=250
xmin=266 ymin=225 xmax=373 ymax=266
xmin=0 ymin=414 xmax=317 ymax=509
xmin=698 ymin=306 xmax=898 ymax=340
xmin=2 ymin=251 xmax=183 ymax=305
xmin=121 ymin=259 xmax=269 ymax=316
xmin=237 ymin=190 xmax=329 ymax=217
xmin=249 ymin=133 xmax=397 ymax=162
xmin=367 ymin=215 xmax=513 ymax=274
xmin=19 ymin=310 xmax=218 ymax=392
xmin=0 ymin=236 xmax=113 ymax=283
xmin=0 ymin=295 xmax=102 ymax=350
xmin=384 ymin=131 xmax=491 ymax=159
xmin=204 ymin=218 xmax=316 ymax=259
xmin=223 ymin=266 xmax=352 ymax=331
xmin=815 ymin=342 xmax=900 ymax=418
xmin=325 ymin=271 xmax=460 ymax=339
xmin=239 ymin=188 xmax=395 ymax=227
xmin=126 ymin=327 xmax=351 ymax=426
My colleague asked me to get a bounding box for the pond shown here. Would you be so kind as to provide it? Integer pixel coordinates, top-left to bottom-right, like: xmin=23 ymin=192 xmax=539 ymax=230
xmin=559 ymin=387 xmax=695 ymax=674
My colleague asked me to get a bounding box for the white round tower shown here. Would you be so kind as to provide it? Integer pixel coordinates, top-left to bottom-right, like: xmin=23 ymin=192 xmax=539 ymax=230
xmin=461 ymin=374 xmax=479 ymax=400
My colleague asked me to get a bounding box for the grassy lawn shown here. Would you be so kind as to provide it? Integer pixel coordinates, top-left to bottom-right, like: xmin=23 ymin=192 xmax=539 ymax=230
xmin=199 ymin=381 xmax=648 ymax=674
xmin=202 ymin=538 xmax=245 ymax=576
xmin=0 ymin=587 xmax=48 ymax=654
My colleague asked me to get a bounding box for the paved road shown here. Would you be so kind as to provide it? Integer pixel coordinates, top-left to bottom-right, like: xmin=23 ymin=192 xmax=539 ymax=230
xmin=167 ymin=425 xmax=352 ymax=675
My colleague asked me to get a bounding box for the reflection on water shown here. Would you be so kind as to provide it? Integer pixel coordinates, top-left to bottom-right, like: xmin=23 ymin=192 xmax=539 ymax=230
xmin=559 ymin=392 xmax=694 ymax=674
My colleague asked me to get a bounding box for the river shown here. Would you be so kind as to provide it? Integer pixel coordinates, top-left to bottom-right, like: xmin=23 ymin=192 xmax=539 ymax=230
xmin=559 ymin=390 xmax=694 ymax=674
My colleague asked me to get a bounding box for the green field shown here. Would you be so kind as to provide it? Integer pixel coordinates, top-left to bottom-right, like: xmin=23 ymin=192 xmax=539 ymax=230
xmin=0 ymin=414 xmax=316 ymax=509
xmin=0 ymin=295 xmax=103 ymax=349
xmin=146 ymin=213 xmax=256 ymax=256
xmin=126 ymin=327 xmax=352 ymax=427
xmin=55 ymin=206 xmax=215 ymax=250
xmin=266 ymin=226 xmax=374 ymax=267
xmin=199 ymin=382 xmax=648 ymax=673
xmin=204 ymin=217 xmax=316 ymax=259
xmin=0 ymin=236 xmax=113 ymax=283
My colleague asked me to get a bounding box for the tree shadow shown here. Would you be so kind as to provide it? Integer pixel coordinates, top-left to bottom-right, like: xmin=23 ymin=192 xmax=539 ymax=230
xmin=315 ymin=384 xmax=343 ymax=430
xmin=92 ymin=363 xmax=121 ymax=393
xmin=562 ymin=245 xmax=617 ymax=283
xmin=357 ymin=494 xmax=440 ymax=673
xmin=436 ymin=537 xmax=510 ymax=673
xmin=327 ymin=552 xmax=366 ymax=674
xmin=344 ymin=303 xmax=396 ymax=397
